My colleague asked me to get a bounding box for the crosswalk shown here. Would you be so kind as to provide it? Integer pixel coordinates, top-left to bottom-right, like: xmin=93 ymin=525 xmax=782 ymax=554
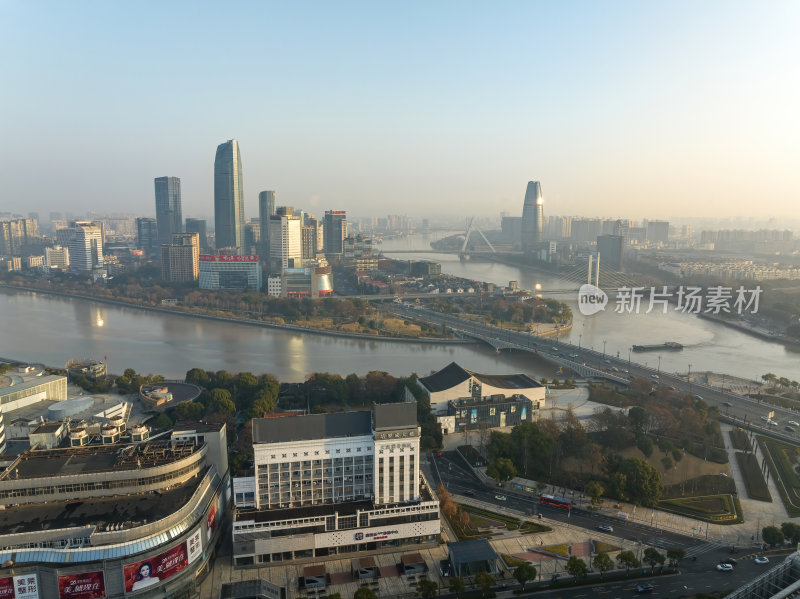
xmin=684 ymin=541 xmax=723 ymax=558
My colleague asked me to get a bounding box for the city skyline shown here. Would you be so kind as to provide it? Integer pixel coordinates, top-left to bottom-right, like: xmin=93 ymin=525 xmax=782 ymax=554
xmin=1 ymin=2 xmax=799 ymax=220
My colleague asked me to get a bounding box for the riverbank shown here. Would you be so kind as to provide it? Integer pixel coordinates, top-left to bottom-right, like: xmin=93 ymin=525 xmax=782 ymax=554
xmin=0 ymin=284 xmax=479 ymax=346
xmin=697 ymin=312 xmax=800 ymax=353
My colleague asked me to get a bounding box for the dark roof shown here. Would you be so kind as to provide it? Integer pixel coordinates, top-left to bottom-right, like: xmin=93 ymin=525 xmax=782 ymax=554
xmin=352 ymin=556 xmax=377 ymax=567
xmin=419 ymin=362 xmax=541 ymax=394
xmin=253 ymin=411 xmax=373 ymax=444
xmin=0 ymin=477 xmax=200 ymax=534
xmin=419 ymin=363 xmax=471 ymax=393
xmin=374 ymin=402 xmax=417 ymax=430
xmin=401 ymin=553 xmax=424 ymax=565
xmin=448 ymin=540 xmax=498 ymax=565
xmin=31 ymin=422 xmax=63 ymax=434
xmin=303 ymin=565 xmax=326 ymax=577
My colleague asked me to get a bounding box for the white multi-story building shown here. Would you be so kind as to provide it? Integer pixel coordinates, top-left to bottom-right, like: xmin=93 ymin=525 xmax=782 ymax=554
xmin=68 ymin=221 xmax=104 ymax=274
xmin=231 ymin=403 xmax=440 ymax=565
xmin=269 ymin=212 xmax=302 ymax=270
xmin=198 ymin=254 xmax=262 ymax=290
xmin=266 ymin=274 xmax=282 ymax=297
xmin=45 ymin=245 xmax=70 ymax=269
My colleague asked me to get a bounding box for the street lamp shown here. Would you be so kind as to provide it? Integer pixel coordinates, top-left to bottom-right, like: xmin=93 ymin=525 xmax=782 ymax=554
xmin=628 ymin=347 xmax=632 ymax=370
xmin=657 ymin=355 xmax=661 ymax=377
xmin=688 ymin=364 xmax=692 ymax=395
xmin=579 ymin=333 xmax=582 ymax=349
xmin=602 ymin=340 xmax=607 ymax=357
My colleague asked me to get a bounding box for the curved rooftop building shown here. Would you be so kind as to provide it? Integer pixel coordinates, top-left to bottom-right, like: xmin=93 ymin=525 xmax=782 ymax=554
xmin=214 ymin=139 xmax=245 ymax=249
xmin=520 ymin=180 xmax=543 ymax=250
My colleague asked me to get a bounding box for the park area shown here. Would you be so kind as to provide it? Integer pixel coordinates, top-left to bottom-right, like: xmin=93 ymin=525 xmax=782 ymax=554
xmin=758 ymin=435 xmax=800 ymax=517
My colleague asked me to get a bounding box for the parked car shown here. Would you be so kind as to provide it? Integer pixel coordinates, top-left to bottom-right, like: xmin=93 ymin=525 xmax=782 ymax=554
xmin=716 ymin=563 xmax=734 ymax=572
xmin=694 ymin=394 xmax=703 ymax=400
xmin=635 ymin=583 xmax=655 ymax=594
xmin=495 ymin=495 xmax=507 ymax=501
xmin=755 ymin=556 xmax=769 ymax=564
xmin=597 ymin=524 xmax=614 ymax=533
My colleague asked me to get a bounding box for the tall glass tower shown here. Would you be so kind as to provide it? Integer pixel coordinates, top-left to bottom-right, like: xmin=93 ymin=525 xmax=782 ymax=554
xmin=258 ymin=190 xmax=276 ymax=260
xmin=154 ymin=176 xmax=182 ymax=245
xmin=521 ymin=181 xmax=543 ymax=251
xmin=214 ymin=140 xmax=245 ymax=249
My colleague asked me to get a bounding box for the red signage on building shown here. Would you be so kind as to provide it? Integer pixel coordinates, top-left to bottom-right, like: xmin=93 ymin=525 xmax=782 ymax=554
xmin=123 ymin=542 xmax=188 ymax=592
xmin=0 ymin=578 xmax=13 ymax=599
xmin=199 ymin=254 xmax=258 ymax=263
xmin=58 ymin=572 xmax=105 ymax=599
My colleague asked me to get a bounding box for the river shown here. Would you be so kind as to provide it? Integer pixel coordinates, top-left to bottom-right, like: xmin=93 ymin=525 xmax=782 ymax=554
xmin=0 ymin=289 xmax=556 ymax=382
xmin=381 ymin=232 xmax=800 ymax=382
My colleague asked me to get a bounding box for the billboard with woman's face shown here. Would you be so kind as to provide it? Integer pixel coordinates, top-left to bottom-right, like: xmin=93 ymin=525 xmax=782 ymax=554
xmin=123 ymin=543 xmax=187 ymax=592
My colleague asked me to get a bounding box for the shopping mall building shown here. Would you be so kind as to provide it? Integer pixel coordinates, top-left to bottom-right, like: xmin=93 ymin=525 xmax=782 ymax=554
xmin=0 ymin=422 xmax=229 ymax=599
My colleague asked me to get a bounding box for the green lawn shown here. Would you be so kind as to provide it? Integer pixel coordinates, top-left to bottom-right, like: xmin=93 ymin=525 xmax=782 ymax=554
xmin=735 ymin=452 xmax=771 ymax=502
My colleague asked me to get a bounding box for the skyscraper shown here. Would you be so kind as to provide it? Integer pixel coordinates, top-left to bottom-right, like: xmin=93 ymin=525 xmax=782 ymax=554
xmin=214 ymin=139 xmax=245 ymax=249
xmin=258 ymin=190 xmax=276 ymax=260
xmin=521 ymin=181 xmax=543 ymax=251
xmin=323 ymin=210 xmax=347 ymax=254
xmin=185 ymin=218 xmax=208 ymax=250
xmin=161 ymin=233 xmax=200 ymax=282
xmin=69 ymin=222 xmax=104 ymax=274
xmin=269 ymin=209 xmax=302 ymax=270
xmin=136 ymin=217 xmax=159 ymax=252
xmin=154 ymin=176 xmax=182 ymax=245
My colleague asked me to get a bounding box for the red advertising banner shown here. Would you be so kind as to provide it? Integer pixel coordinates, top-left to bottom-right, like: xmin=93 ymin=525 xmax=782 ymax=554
xmin=199 ymin=254 xmax=258 ymax=262
xmin=0 ymin=578 xmax=13 ymax=599
xmin=0 ymin=575 xmax=39 ymax=599
xmin=123 ymin=542 xmax=188 ymax=593
xmin=58 ymin=572 xmax=105 ymax=599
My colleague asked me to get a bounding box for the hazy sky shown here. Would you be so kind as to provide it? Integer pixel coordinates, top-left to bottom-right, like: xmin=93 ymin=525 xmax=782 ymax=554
xmin=1 ymin=1 xmax=798 ymax=221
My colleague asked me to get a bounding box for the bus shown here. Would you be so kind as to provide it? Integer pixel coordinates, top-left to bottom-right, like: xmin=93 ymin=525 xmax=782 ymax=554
xmin=539 ymin=494 xmax=572 ymax=510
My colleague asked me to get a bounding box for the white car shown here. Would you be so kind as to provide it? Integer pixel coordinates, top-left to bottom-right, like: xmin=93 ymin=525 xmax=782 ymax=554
xmin=650 ymin=374 xmax=659 ymax=379
xmin=495 ymin=495 xmax=507 ymax=501
xmin=768 ymin=420 xmax=778 ymax=426
xmin=716 ymin=563 xmax=734 ymax=572
xmin=597 ymin=524 xmax=614 ymax=533
xmin=761 ymin=416 xmax=769 ymax=421
xmin=789 ymin=421 xmax=799 ymax=427
xmin=755 ymin=556 xmax=769 ymax=564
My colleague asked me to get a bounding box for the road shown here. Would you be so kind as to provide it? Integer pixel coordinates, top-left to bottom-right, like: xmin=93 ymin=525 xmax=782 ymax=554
xmin=393 ymin=306 xmax=798 ymax=436
xmin=426 ymin=451 xmax=776 ymax=597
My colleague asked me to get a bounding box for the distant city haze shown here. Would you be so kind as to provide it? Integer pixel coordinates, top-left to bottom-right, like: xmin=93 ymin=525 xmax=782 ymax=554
xmin=1 ymin=2 xmax=798 ymax=220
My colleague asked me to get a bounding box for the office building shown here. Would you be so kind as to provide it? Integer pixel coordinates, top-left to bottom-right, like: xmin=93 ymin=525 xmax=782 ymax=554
xmin=154 ymin=176 xmax=183 ymax=245
xmin=185 ymin=218 xmax=209 ymax=250
xmin=45 ymin=245 xmax=70 ymax=269
xmin=214 ymin=139 xmax=245 ymax=249
xmin=342 ymin=235 xmax=378 ymax=271
xmin=259 ymin=191 xmax=276 ymax=259
xmin=68 ymin=222 xmax=104 ymax=274
xmin=231 ymin=403 xmax=440 ymax=565
xmin=323 ymin=210 xmax=347 ymax=254
xmin=199 ymin=254 xmax=261 ymax=290
xmin=136 ymin=217 xmax=159 ymax=252
xmin=0 ymin=423 xmax=227 ymax=599
xmin=269 ymin=210 xmax=302 ymax=270
xmin=161 ymin=233 xmax=200 ymax=282
xmin=244 ymin=221 xmax=261 ymax=255
xmin=597 ymin=234 xmax=624 ymax=270
xmin=520 ymin=181 xmax=543 ymax=250
xmin=501 ymin=216 xmax=522 ymax=247
xmin=302 ymin=225 xmax=316 ymax=260
xmin=646 ymin=220 xmax=670 ymax=244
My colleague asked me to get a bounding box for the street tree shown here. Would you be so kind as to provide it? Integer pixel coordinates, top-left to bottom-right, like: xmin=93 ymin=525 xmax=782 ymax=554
xmin=417 ymin=579 xmax=438 ymax=599
xmin=474 ymin=572 xmax=495 ymax=598
xmin=448 ymin=577 xmax=465 ymax=598
xmin=585 ymin=481 xmax=605 ymax=507
xmin=763 ymin=526 xmax=785 ymax=547
xmin=565 ymin=556 xmax=588 ymax=579
xmin=513 ymin=563 xmax=536 ymax=591
xmin=782 ymin=522 xmax=800 ymax=544
xmin=643 ymin=548 xmax=665 ymax=570
xmin=666 ymin=548 xmax=686 ymax=567
xmin=353 ymin=588 xmax=377 ymax=599
xmin=593 ymin=552 xmax=614 ymax=577
xmin=616 ymin=550 xmax=641 ymax=571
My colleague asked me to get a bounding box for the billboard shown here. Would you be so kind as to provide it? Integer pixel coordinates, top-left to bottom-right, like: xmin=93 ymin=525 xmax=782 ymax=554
xmin=187 ymin=529 xmax=202 ymax=564
xmin=123 ymin=542 xmax=188 ymax=592
xmin=0 ymin=575 xmax=39 ymax=599
xmin=199 ymin=254 xmax=258 ymax=262
xmin=57 ymin=572 xmax=105 ymax=599
xmin=206 ymin=496 xmax=218 ymax=537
